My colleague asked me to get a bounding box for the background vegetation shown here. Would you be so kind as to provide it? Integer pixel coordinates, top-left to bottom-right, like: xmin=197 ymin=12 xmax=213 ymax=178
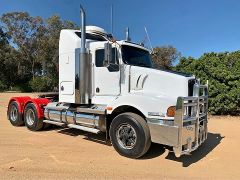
xmin=0 ymin=12 xmax=239 ymax=115
xmin=0 ymin=12 xmax=78 ymax=92
xmin=175 ymin=52 xmax=240 ymax=115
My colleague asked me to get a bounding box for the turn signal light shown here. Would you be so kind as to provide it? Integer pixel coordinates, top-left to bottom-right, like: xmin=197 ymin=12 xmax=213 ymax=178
xmin=107 ymin=107 xmax=113 ymax=111
xmin=167 ymin=106 xmax=176 ymax=117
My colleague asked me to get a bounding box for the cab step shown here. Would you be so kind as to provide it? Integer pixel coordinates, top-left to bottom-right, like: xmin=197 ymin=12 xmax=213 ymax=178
xmin=68 ymin=124 xmax=100 ymax=134
xmin=43 ymin=120 xmax=100 ymax=134
xmin=43 ymin=120 xmax=66 ymax=127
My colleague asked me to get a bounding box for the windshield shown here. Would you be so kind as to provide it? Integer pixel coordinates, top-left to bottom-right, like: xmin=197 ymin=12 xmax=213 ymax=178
xmin=121 ymin=45 xmax=153 ymax=68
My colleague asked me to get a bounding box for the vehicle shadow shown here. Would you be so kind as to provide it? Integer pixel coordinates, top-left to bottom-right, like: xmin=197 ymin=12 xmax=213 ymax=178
xmin=165 ymin=132 xmax=224 ymax=167
xmin=83 ymin=133 xmax=111 ymax=146
xmin=140 ymin=143 xmax=166 ymax=159
xmin=56 ymin=127 xmax=223 ymax=165
xmin=44 ymin=125 xmax=62 ymax=131
xmin=56 ymin=127 xmax=111 ymax=146
xmin=140 ymin=132 xmax=224 ymax=164
xmin=56 ymin=127 xmax=88 ymax=136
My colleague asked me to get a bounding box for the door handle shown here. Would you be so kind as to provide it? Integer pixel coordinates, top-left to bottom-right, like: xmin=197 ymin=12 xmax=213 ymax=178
xmin=96 ymin=87 xmax=100 ymax=93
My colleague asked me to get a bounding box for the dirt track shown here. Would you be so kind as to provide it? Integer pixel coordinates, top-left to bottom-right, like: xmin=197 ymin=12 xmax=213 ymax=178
xmin=0 ymin=93 xmax=239 ymax=179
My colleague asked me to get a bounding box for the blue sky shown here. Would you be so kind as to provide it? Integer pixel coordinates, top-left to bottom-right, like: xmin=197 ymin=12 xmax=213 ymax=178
xmin=1 ymin=0 xmax=240 ymax=58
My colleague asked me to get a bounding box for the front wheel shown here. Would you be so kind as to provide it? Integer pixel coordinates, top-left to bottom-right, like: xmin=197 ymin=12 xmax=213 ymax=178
xmin=109 ymin=112 xmax=151 ymax=159
xmin=24 ymin=103 xmax=43 ymax=131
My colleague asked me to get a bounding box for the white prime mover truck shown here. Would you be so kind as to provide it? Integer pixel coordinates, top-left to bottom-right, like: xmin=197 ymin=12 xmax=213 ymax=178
xmin=7 ymin=6 xmax=208 ymax=158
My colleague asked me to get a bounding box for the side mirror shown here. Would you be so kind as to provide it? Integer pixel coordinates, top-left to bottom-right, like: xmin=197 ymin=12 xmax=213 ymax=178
xmin=104 ymin=42 xmax=112 ymax=66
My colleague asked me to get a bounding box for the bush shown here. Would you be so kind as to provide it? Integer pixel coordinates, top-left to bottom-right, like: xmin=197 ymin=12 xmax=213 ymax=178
xmin=175 ymin=51 xmax=240 ymax=115
xmin=0 ymin=80 xmax=7 ymax=92
xmin=9 ymin=82 xmax=32 ymax=92
xmin=29 ymin=76 xmax=53 ymax=92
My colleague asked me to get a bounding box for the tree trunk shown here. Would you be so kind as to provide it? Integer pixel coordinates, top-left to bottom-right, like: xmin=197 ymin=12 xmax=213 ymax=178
xmin=32 ymin=59 xmax=35 ymax=80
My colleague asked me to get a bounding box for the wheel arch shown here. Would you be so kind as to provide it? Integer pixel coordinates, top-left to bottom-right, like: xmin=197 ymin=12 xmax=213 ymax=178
xmin=24 ymin=98 xmax=50 ymax=119
xmin=106 ymin=105 xmax=146 ymax=136
xmin=110 ymin=105 xmax=146 ymax=119
xmin=8 ymin=97 xmax=32 ymax=116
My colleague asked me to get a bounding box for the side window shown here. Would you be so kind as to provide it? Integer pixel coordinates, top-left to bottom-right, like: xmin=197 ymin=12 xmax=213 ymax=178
xmin=95 ymin=48 xmax=119 ymax=67
xmin=95 ymin=49 xmax=104 ymax=67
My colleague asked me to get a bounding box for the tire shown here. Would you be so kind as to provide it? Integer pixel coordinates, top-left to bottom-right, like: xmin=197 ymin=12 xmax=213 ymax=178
xmin=24 ymin=103 xmax=43 ymax=131
xmin=109 ymin=112 xmax=151 ymax=159
xmin=8 ymin=101 xmax=24 ymax=126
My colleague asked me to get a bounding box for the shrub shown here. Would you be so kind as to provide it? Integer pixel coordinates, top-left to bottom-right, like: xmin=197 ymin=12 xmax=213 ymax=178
xmin=29 ymin=76 xmax=53 ymax=92
xmin=0 ymin=80 xmax=7 ymax=92
xmin=175 ymin=51 xmax=240 ymax=115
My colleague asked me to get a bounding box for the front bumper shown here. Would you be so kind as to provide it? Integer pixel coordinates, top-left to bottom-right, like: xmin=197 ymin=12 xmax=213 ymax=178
xmin=147 ymin=83 xmax=208 ymax=157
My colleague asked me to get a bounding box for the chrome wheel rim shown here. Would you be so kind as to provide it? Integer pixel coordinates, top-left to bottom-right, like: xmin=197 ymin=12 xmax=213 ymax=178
xmin=116 ymin=123 xmax=137 ymax=149
xmin=10 ymin=105 xmax=18 ymax=122
xmin=26 ymin=108 xmax=35 ymax=126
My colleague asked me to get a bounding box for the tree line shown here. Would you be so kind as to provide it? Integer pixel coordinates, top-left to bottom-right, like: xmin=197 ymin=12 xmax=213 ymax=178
xmin=152 ymin=47 xmax=240 ymax=115
xmin=0 ymin=12 xmax=239 ymax=115
xmin=175 ymin=51 xmax=240 ymax=115
xmin=0 ymin=12 xmax=78 ymax=92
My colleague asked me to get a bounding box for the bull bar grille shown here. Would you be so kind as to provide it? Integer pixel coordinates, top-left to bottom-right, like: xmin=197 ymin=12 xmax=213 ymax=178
xmin=173 ymin=82 xmax=208 ymax=157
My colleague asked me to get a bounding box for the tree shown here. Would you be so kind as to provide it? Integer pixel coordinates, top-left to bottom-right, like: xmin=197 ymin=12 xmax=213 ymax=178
xmin=0 ymin=26 xmax=21 ymax=90
xmin=175 ymin=51 xmax=240 ymax=115
xmin=1 ymin=12 xmax=46 ymax=80
xmin=0 ymin=26 xmax=9 ymax=45
xmin=0 ymin=27 xmax=10 ymax=91
xmin=37 ymin=15 xmax=78 ymax=88
xmin=0 ymin=12 xmax=77 ymax=91
xmin=151 ymin=45 xmax=181 ymax=69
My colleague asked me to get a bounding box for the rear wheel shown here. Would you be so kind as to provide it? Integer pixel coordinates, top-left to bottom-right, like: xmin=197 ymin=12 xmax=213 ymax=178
xmin=24 ymin=103 xmax=43 ymax=131
xmin=8 ymin=101 xmax=24 ymax=126
xmin=110 ymin=112 xmax=151 ymax=159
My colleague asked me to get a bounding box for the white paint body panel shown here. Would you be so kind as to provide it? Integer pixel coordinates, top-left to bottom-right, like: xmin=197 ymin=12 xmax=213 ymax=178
xmin=94 ymin=67 xmax=120 ymax=95
xmin=90 ymin=42 xmax=120 ymax=96
xmin=58 ymin=29 xmax=194 ymax=120
xmin=59 ymin=30 xmax=93 ymax=103
xmin=59 ymin=30 xmax=80 ymax=103
xmin=106 ymin=66 xmax=192 ymax=119
xmin=60 ymin=81 xmax=74 ymax=95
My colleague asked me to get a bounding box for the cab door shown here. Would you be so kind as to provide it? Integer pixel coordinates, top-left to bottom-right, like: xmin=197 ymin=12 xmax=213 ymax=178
xmin=92 ymin=44 xmax=120 ymax=96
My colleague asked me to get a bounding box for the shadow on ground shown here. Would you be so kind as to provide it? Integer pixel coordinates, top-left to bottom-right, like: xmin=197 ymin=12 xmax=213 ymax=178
xmin=140 ymin=143 xmax=166 ymax=159
xmin=165 ymin=132 xmax=224 ymax=167
xmin=56 ymin=127 xmax=111 ymax=146
xmin=55 ymin=127 xmax=224 ymax=166
xmin=139 ymin=132 xmax=224 ymax=166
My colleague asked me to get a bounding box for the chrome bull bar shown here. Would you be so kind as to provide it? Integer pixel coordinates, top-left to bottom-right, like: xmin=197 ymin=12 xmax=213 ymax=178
xmin=173 ymin=83 xmax=208 ymax=157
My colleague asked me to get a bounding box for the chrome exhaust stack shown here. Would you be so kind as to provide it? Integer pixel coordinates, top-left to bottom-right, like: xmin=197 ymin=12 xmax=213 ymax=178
xmin=125 ymin=27 xmax=131 ymax=42
xmin=80 ymin=5 xmax=86 ymax=54
xmin=75 ymin=5 xmax=92 ymax=104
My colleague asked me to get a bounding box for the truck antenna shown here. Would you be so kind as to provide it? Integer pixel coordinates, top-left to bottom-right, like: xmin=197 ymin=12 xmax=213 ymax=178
xmin=111 ymin=4 xmax=113 ymax=35
xmin=144 ymin=26 xmax=154 ymax=53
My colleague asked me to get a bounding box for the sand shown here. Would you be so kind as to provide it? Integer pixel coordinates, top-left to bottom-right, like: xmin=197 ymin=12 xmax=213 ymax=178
xmin=0 ymin=93 xmax=239 ymax=179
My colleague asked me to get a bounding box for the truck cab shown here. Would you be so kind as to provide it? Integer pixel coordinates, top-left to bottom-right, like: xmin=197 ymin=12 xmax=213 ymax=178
xmin=7 ymin=7 xmax=208 ymax=159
